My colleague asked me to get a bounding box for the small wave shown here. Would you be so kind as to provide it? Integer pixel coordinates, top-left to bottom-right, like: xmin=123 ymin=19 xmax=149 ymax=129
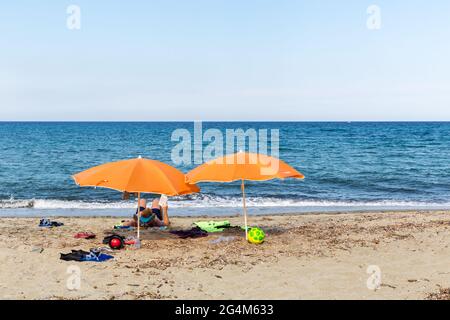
xmin=0 ymin=199 xmax=35 ymax=209
xmin=0 ymin=199 xmax=136 ymax=210
xmin=2 ymin=197 xmax=450 ymax=210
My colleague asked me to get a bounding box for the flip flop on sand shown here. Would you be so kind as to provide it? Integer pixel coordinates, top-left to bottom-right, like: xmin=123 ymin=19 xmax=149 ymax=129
xmin=74 ymin=232 xmax=96 ymax=239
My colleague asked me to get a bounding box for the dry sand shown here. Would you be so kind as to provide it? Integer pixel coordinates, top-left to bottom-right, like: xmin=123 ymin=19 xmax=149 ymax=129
xmin=0 ymin=211 xmax=449 ymax=300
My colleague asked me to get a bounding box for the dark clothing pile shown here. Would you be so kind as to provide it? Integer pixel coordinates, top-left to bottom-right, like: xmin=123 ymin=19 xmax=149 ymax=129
xmin=39 ymin=218 xmax=64 ymax=227
xmin=60 ymin=249 xmax=113 ymax=262
xmin=169 ymin=226 xmax=208 ymax=239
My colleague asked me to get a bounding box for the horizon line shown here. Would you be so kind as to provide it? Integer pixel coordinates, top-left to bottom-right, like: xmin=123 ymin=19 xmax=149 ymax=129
xmin=1 ymin=120 xmax=450 ymax=123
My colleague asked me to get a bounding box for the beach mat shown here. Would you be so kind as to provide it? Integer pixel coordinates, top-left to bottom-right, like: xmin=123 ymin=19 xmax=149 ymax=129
xmin=103 ymin=228 xmax=178 ymax=240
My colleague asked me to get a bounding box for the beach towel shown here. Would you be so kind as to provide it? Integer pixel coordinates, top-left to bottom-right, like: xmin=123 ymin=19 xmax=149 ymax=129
xmin=193 ymin=220 xmax=231 ymax=233
xmin=104 ymin=227 xmax=176 ymax=240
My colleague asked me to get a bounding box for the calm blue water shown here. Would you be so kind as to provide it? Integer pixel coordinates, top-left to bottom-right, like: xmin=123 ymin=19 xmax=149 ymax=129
xmin=1 ymin=122 xmax=450 ymax=217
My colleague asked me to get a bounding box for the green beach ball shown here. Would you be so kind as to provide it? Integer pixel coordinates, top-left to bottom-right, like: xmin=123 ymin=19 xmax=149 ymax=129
xmin=247 ymin=227 xmax=265 ymax=244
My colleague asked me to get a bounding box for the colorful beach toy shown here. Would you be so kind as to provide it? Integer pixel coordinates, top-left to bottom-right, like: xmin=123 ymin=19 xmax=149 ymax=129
xmin=247 ymin=227 xmax=265 ymax=244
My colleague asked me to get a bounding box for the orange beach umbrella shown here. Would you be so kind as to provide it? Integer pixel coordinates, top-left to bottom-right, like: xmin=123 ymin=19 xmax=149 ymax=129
xmin=73 ymin=156 xmax=199 ymax=238
xmin=186 ymin=152 xmax=304 ymax=239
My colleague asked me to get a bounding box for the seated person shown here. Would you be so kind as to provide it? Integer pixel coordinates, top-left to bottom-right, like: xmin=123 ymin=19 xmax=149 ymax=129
xmin=123 ymin=197 xmax=169 ymax=227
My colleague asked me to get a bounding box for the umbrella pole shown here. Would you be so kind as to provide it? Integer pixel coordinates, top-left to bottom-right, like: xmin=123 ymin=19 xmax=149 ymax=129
xmin=137 ymin=192 xmax=141 ymax=239
xmin=241 ymin=180 xmax=248 ymax=240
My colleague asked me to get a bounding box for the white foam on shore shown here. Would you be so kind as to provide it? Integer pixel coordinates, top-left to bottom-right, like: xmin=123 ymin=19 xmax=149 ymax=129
xmin=1 ymin=197 xmax=450 ymax=210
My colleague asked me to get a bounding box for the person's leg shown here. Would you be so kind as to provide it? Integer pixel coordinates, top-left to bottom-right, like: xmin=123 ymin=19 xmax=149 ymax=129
xmin=151 ymin=198 xmax=160 ymax=209
xmin=150 ymin=198 xmax=169 ymax=226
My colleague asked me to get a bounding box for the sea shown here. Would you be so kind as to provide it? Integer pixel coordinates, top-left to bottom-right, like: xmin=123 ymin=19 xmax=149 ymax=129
xmin=1 ymin=122 xmax=450 ymax=217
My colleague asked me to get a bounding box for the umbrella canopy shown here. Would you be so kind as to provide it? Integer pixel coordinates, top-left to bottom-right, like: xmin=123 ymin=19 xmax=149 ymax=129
xmin=73 ymin=156 xmax=199 ymax=196
xmin=73 ymin=156 xmax=199 ymax=238
xmin=186 ymin=152 xmax=304 ymax=239
xmin=186 ymin=152 xmax=304 ymax=182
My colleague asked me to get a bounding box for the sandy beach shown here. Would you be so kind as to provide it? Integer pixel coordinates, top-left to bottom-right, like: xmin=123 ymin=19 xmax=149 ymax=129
xmin=0 ymin=211 xmax=449 ymax=300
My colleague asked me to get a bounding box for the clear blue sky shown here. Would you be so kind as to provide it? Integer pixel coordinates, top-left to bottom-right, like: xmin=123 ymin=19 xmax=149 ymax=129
xmin=1 ymin=0 xmax=449 ymax=121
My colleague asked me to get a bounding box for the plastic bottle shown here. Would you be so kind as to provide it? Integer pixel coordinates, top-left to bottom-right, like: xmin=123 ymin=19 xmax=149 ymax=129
xmin=133 ymin=238 xmax=141 ymax=249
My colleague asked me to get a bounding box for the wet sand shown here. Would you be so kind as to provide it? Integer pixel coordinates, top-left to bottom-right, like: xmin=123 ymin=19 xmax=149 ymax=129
xmin=0 ymin=211 xmax=449 ymax=300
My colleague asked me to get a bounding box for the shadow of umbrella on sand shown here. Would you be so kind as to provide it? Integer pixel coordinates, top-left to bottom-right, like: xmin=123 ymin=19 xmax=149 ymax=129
xmin=72 ymin=156 xmax=200 ymax=239
xmin=186 ymin=151 xmax=304 ymax=240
